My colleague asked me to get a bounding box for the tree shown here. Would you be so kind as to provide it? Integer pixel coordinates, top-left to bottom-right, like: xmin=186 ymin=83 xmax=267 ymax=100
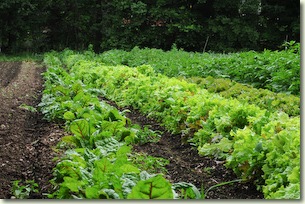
xmin=0 ymin=0 xmax=300 ymax=53
xmin=0 ymin=0 xmax=48 ymax=53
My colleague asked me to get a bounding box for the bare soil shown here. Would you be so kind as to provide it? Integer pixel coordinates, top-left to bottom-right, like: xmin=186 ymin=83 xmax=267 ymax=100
xmin=0 ymin=61 xmax=264 ymax=199
xmin=0 ymin=62 xmax=64 ymax=199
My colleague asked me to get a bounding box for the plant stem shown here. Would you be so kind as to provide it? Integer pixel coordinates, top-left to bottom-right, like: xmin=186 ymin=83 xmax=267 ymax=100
xmin=205 ymin=179 xmax=245 ymax=195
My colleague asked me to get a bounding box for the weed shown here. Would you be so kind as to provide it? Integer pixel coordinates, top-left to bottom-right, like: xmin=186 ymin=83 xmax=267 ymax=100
xmin=202 ymin=167 xmax=213 ymax=175
xmin=134 ymin=125 xmax=162 ymax=145
xmin=11 ymin=180 xmax=39 ymax=199
xmin=129 ymin=152 xmax=169 ymax=175
xmin=19 ymin=103 xmax=37 ymax=113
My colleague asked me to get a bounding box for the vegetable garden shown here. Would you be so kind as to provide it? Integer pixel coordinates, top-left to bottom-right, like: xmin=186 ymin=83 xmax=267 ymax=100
xmin=0 ymin=44 xmax=300 ymax=199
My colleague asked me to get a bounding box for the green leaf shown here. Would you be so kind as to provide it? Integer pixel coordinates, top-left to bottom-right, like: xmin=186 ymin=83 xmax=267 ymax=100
xmin=120 ymin=164 xmax=140 ymax=174
xmin=255 ymin=141 xmax=263 ymax=152
xmin=127 ymin=175 xmax=173 ymax=199
xmin=19 ymin=103 xmax=37 ymax=113
xmin=70 ymin=119 xmax=89 ymax=138
xmin=60 ymin=135 xmax=78 ymax=146
xmin=73 ymin=91 xmax=85 ymax=102
xmin=105 ymin=109 xmax=125 ymax=122
xmin=288 ymin=166 xmax=300 ymax=184
xmin=62 ymin=177 xmax=83 ymax=193
xmin=94 ymin=158 xmax=113 ymax=174
xmin=72 ymin=82 xmax=83 ymax=94
xmin=64 ymin=111 xmax=76 ymax=120
xmin=172 ymin=182 xmax=202 ymax=199
xmin=85 ymin=186 xmax=100 ymax=199
xmin=101 ymin=189 xmax=120 ymax=199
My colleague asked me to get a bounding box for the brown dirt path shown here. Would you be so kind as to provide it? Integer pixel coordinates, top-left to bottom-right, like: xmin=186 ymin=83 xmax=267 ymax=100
xmin=0 ymin=61 xmax=64 ymax=199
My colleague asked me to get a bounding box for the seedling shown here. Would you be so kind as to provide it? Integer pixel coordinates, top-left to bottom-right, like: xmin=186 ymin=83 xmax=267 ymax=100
xmin=11 ymin=180 xmax=39 ymax=199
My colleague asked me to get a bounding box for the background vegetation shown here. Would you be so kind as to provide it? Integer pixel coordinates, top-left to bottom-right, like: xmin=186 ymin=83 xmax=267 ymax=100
xmin=0 ymin=0 xmax=300 ymax=53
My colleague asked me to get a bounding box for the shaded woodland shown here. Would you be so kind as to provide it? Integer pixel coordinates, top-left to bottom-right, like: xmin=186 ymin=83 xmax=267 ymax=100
xmin=0 ymin=0 xmax=300 ymax=53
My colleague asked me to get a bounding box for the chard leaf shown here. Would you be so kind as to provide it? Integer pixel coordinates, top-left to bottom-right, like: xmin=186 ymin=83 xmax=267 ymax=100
xmin=85 ymin=186 xmax=99 ymax=199
xmin=127 ymin=175 xmax=173 ymax=199
xmin=70 ymin=119 xmax=89 ymax=138
xmin=60 ymin=135 xmax=78 ymax=146
xmin=64 ymin=111 xmax=75 ymax=120
xmin=120 ymin=164 xmax=140 ymax=174
xmin=121 ymin=174 xmax=139 ymax=198
xmin=172 ymin=182 xmax=202 ymax=199
xmin=93 ymin=157 xmax=113 ymax=179
xmin=102 ymin=189 xmax=120 ymax=199
xmin=62 ymin=177 xmax=83 ymax=193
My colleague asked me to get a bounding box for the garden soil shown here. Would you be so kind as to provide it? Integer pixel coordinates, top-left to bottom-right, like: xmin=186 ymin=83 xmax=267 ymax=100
xmin=0 ymin=61 xmax=263 ymax=199
xmin=0 ymin=61 xmax=64 ymax=198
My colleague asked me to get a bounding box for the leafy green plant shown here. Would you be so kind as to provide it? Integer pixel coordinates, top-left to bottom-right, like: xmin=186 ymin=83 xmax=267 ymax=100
xmin=40 ymin=53 xmax=203 ymax=199
xmin=185 ymin=76 xmax=300 ymax=116
xmin=133 ymin=125 xmax=162 ymax=145
xmin=11 ymin=180 xmax=39 ymax=199
xmin=127 ymin=174 xmax=173 ymax=199
xmin=42 ymin=50 xmax=300 ymax=199
xmin=99 ymin=46 xmax=300 ymax=95
xmin=19 ymin=104 xmax=37 ymax=113
xmin=281 ymin=40 xmax=300 ymax=54
xmin=129 ymin=153 xmax=169 ymax=175
xmin=172 ymin=182 xmax=203 ymax=199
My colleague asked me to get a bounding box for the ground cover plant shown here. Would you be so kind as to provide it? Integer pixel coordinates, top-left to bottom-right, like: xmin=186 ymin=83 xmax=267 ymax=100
xmin=41 ymin=49 xmax=300 ymax=199
xmin=0 ymin=53 xmax=43 ymax=62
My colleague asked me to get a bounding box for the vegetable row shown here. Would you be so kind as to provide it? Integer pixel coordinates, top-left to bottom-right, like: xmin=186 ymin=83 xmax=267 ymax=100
xmin=39 ymin=53 xmax=202 ymax=199
xmin=98 ymin=46 xmax=300 ymax=95
xmin=183 ymin=76 xmax=299 ymax=117
xmin=56 ymin=51 xmax=300 ymax=199
xmin=60 ymin=48 xmax=300 ymax=117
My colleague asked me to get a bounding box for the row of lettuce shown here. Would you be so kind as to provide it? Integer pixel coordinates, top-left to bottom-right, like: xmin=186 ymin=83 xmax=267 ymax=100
xmin=81 ymin=47 xmax=301 ymax=117
xmin=41 ymin=50 xmax=300 ymax=199
xmin=183 ymin=76 xmax=299 ymax=117
xmin=98 ymin=43 xmax=300 ymax=95
xmin=39 ymin=53 xmax=202 ymax=199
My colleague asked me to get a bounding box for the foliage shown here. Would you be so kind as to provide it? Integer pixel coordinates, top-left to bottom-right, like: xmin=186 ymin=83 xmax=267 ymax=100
xmin=186 ymin=76 xmax=300 ymax=116
xmin=172 ymin=182 xmax=203 ymax=199
xmin=40 ymin=52 xmax=200 ymax=199
xmin=129 ymin=153 xmax=169 ymax=175
xmin=98 ymin=45 xmax=300 ymax=95
xmin=11 ymin=180 xmax=39 ymax=199
xmin=19 ymin=103 xmax=37 ymax=113
xmin=132 ymin=125 xmax=162 ymax=145
xmin=127 ymin=175 xmax=173 ymax=199
xmin=51 ymin=49 xmax=300 ymax=199
xmin=0 ymin=53 xmax=42 ymax=62
xmin=0 ymin=0 xmax=299 ymax=53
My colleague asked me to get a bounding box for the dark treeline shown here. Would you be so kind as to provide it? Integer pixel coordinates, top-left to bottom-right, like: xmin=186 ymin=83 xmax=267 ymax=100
xmin=0 ymin=0 xmax=300 ymax=53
